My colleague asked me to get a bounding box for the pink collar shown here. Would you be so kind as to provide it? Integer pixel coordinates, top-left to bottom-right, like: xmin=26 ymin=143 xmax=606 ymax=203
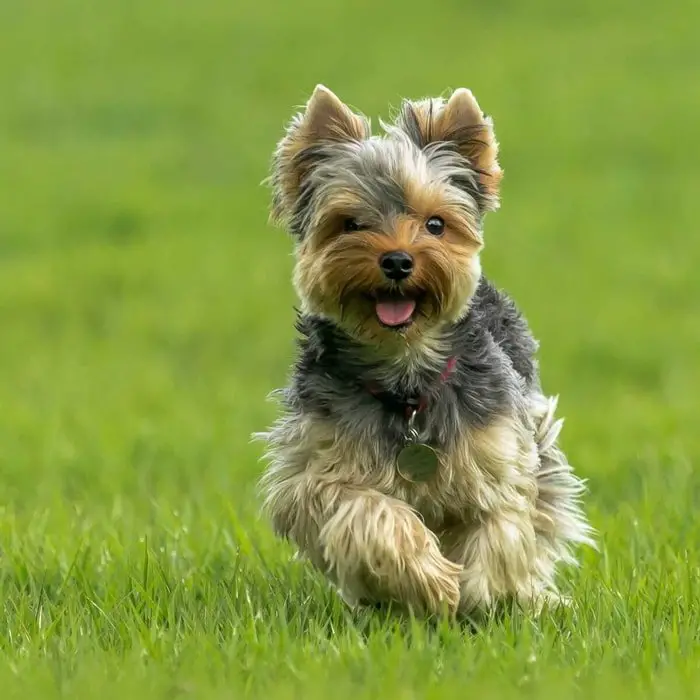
xmin=365 ymin=356 xmax=458 ymax=419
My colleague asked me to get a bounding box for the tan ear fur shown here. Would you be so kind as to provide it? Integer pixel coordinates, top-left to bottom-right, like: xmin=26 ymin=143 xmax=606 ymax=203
xmin=398 ymin=88 xmax=502 ymax=211
xmin=270 ymin=85 xmax=370 ymax=228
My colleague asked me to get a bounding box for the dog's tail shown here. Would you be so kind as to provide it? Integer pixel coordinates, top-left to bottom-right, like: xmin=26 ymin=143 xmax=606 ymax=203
xmin=530 ymin=393 xmax=596 ymax=561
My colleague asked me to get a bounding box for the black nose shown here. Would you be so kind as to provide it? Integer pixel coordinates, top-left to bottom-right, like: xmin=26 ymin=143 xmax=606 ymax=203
xmin=379 ymin=251 xmax=414 ymax=281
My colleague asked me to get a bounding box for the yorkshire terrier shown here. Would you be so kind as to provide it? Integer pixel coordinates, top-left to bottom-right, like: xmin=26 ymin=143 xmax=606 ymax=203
xmin=257 ymin=85 xmax=593 ymax=616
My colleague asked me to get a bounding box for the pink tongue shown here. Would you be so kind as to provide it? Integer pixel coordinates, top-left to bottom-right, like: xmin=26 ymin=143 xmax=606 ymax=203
xmin=375 ymin=299 xmax=416 ymax=326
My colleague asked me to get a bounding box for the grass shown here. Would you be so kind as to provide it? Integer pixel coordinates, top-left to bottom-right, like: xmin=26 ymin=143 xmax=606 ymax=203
xmin=1 ymin=0 xmax=699 ymax=697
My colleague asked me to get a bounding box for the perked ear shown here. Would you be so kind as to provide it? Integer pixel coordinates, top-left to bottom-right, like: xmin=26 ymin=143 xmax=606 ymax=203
xmin=270 ymin=85 xmax=370 ymax=231
xmin=396 ymin=88 xmax=502 ymax=212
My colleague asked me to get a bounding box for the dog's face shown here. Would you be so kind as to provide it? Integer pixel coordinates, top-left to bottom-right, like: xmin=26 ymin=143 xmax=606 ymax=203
xmin=270 ymin=86 xmax=502 ymax=348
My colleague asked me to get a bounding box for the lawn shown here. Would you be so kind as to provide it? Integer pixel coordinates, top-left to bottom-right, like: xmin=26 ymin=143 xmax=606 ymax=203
xmin=1 ymin=0 xmax=699 ymax=697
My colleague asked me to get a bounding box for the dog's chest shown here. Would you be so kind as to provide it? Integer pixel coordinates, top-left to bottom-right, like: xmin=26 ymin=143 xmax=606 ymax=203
xmin=287 ymin=378 xmax=535 ymax=520
xmin=384 ymin=412 xmax=536 ymax=523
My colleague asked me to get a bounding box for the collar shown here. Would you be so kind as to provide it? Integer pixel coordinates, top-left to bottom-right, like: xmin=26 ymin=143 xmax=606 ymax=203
xmin=365 ymin=356 xmax=457 ymax=419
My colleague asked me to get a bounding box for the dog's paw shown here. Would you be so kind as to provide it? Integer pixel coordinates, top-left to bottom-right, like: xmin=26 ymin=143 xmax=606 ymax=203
xmin=334 ymin=527 xmax=463 ymax=615
xmin=409 ymin=542 xmax=463 ymax=615
xmin=524 ymin=590 xmax=572 ymax=615
xmin=365 ymin=534 xmax=463 ymax=616
xmin=319 ymin=494 xmax=463 ymax=616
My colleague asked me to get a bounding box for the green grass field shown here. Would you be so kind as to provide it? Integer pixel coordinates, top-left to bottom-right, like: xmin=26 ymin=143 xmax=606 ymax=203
xmin=1 ymin=0 xmax=699 ymax=697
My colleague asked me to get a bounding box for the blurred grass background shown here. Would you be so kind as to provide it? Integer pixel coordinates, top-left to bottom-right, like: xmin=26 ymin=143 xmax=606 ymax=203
xmin=1 ymin=0 xmax=699 ymax=697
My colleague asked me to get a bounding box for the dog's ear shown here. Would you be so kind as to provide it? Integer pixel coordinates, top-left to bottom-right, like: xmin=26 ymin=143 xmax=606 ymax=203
xmin=270 ymin=85 xmax=370 ymax=232
xmin=396 ymin=88 xmax=502 ymax=212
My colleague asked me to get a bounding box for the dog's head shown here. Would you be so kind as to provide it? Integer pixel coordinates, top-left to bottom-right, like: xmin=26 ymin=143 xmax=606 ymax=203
xmin=270 ymin=85 xmax=502 ymax=348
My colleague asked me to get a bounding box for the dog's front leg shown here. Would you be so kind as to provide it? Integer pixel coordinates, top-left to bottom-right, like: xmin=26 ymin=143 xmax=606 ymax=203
xmin=438 ymin=413 xmax=559 ymax=614
xmin=441 ymin=511 xmax=544 ymax=613
xmin=263 ymin=470 xmax=462 ymax=615
xmin=318 ymin=487 xmax=462 ymax=614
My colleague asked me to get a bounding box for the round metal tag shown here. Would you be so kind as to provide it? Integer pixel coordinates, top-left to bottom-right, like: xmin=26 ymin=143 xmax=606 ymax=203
xmin=397 ymin=443 xmax=439 ymax=483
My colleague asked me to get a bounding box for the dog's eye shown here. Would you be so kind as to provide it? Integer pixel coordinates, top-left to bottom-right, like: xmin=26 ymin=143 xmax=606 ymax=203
xmin=342 ymin=217 xmax=362 ymax=232
xmin=425 ymin=216 xmax=445 ymax=236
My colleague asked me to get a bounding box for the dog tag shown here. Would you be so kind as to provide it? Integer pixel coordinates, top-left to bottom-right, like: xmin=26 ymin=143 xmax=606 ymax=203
xmin=397 ymin=442 xmax=439 ymax=482
xmin=396 ymin=409 xmax=439 ymax=483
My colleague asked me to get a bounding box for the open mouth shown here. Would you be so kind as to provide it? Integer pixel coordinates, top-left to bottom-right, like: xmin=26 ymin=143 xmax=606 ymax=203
xmin=372 ymin=291 xmax=420 ymax=329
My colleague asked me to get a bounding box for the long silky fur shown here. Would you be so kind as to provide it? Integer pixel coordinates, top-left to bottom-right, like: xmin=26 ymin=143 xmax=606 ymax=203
xmin=256 ymin=86 xmax=594 ymax=616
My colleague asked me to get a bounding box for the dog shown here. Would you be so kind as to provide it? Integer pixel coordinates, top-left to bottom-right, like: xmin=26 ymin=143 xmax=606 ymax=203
xmin=256 ymin=85 xmax=594 ymax=616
